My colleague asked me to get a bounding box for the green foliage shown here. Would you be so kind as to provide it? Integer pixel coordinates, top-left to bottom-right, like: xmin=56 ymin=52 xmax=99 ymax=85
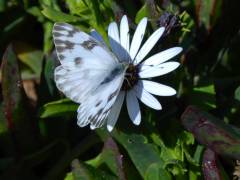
xmin=39 ymin=99 xmax=78 ymax=118
xmin=112 ymin=132 xmax=165 ymax=177
xmin=1 ymin=0 xmax=240 ymax=179
xmin=135 ymin=4 xmax=148 ymax=24
xmin=191 ymin=84 xmax=216 ymax=110
xmin=42 ymin=5 xmax=82 ymax=23
xmin=235 ymin=86 xmax=240 ymax=102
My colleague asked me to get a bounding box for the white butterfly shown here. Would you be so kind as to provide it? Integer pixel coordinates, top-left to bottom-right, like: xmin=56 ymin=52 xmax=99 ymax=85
xmin=53 ymin=15 xmax=182 ymax=131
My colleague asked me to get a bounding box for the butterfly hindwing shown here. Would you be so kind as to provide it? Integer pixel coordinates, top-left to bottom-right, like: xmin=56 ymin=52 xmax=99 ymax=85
xmin=77 ymin=67 xmax=125 ymax=129
xmin=55 ymin=66 xmax=100 ymax=103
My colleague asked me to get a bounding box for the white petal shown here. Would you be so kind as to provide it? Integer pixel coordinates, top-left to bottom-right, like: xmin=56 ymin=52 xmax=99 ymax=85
xmin=90 ymin=29 xmax=106 ymax=46
xmin=107 ymin=91 xmax=125 ymax=132
xmin=126 ymin=90 xmax=141 ymax=125
xmin=120 ymin=15 xmax=130 ymax=53
xmin=141 ymin=47 xmax=183 ymax=66
xmin=139 ymin=62 xmax=180 ymax=78
xmin=134 ymin=27 xmax=165 ymax=64
xmin=108 ymin=22 xmax=120 ymax=43
xmin=108 ymin=21 xmax=130 ymax=62
xmin=140 ymin=80 xmax=176 ymax=96
xmin=108 ymin=22 xmax=120 ymax=55
xmin=129 ymin=17 xmax=148 ymax=60
xmin=134 ymin=83 xmax=162 ymax=110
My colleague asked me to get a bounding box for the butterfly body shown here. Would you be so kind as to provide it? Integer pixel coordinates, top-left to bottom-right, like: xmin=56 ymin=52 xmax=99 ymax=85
xmin=100 ymin=63 xmax=128 ymax=85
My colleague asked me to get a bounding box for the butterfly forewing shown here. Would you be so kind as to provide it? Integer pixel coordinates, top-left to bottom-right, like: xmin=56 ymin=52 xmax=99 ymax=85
xmin=53 ymin=23 xmax=118 ymax=70
xmin=53 ymin=22 xmax=119 ymax=103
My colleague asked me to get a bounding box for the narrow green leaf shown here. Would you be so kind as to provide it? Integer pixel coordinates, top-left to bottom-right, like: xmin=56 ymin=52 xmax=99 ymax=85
xmin=42 ymin=6 xmax=82 ymax=22
xmin=179 ymin=11 xmax=195 ymax=48
xmin=195 ymin=0 xmax=212 ymax=29
xmin=3 ymin=16 xmax=25 ymax=33
xmin=135 ymin=4 xmax=147 ymax=24
xmin=43 ymin=22 xmax=54 ymax=53
xmin=39 ymin=98 xmax=78 ymax=118
xmin=194 ymin=85 xmax=215 ymax=94
xmin=194 ymin=0 xmax=222 ymax=29
xmin=43 ymin=54 xmax=55 ymax=96
xmin=191 ymin=84 xmax=216 ymax=110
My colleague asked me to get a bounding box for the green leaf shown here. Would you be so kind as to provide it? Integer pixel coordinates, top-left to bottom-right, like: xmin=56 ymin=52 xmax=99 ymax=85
xmin=65 ymin=0 xmax=90 ymax=16
xmin=150 ymin=130 xmax=195 ymax=176
xmin=0 ymin=0 xmax=6 ymax=12
xmin=64 ymin=173 xmax=73 ymax=180
xmin=43 ymin=54 xmax=55 ymax=96
xmin=1 ymin=45 xmax=39 ymax=154
xmin=151 ymin=133 xmax=182 ymax=162
xmin=135 ymin=4 xmax=147 ymax=24
xmin=191 ymin=84 xmax=216 ymax=110
xmin=71 ymin=159 xmax=117 ymax=180
xmin=27 ymin=6 xmax=45 ymax=22
xmin=42 ymin=5 xmax=82 ymax=22
xmin=194 ymin=0 xmax=222 ymax=29
xmin=179 ymin=11 xmax=195 ymax=49
xmin=1 ymin=44 xmax=22 ymax=118
xmin=235 ymin=86 xmax=240 ymax=102
xmin=39 ymin=0 xmax=60 ymax=10
xmin=83 ymin=0 xmax=111 ymax=39
xmin=43 ymin=21 xmax=54 ymax=53
xmin=194 ymin=84 xmax=215 ymax=94
xmin=181 ymin=106 xmax=240 ymax=159
xmin=65 ymin=0 xmax=112 ymax=39
xmin=112 ymin=131 xmax=165 ymax=178
xmin=144 ymin=163 xmax=172 ymax=180
xmin=195 ymin=0 xmax=212 ymax=28
xmin=15 ymin=42 xmax=44 ymax=78
xmin=100 ymin=137 xmax=126 ymax=179
xmin=39 ymin=99 xmax=78 ymax=118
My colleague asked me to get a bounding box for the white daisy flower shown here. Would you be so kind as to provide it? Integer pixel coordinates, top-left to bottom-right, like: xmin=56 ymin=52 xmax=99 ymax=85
xmin=52 ymin=15 xmax=182 ymax=132
xmin=103 ymin=15 xmax=182 ymax=131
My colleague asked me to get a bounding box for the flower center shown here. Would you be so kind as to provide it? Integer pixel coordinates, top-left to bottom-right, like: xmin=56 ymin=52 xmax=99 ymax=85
xmin=121 ymin=63 xmax=139 ymax=91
